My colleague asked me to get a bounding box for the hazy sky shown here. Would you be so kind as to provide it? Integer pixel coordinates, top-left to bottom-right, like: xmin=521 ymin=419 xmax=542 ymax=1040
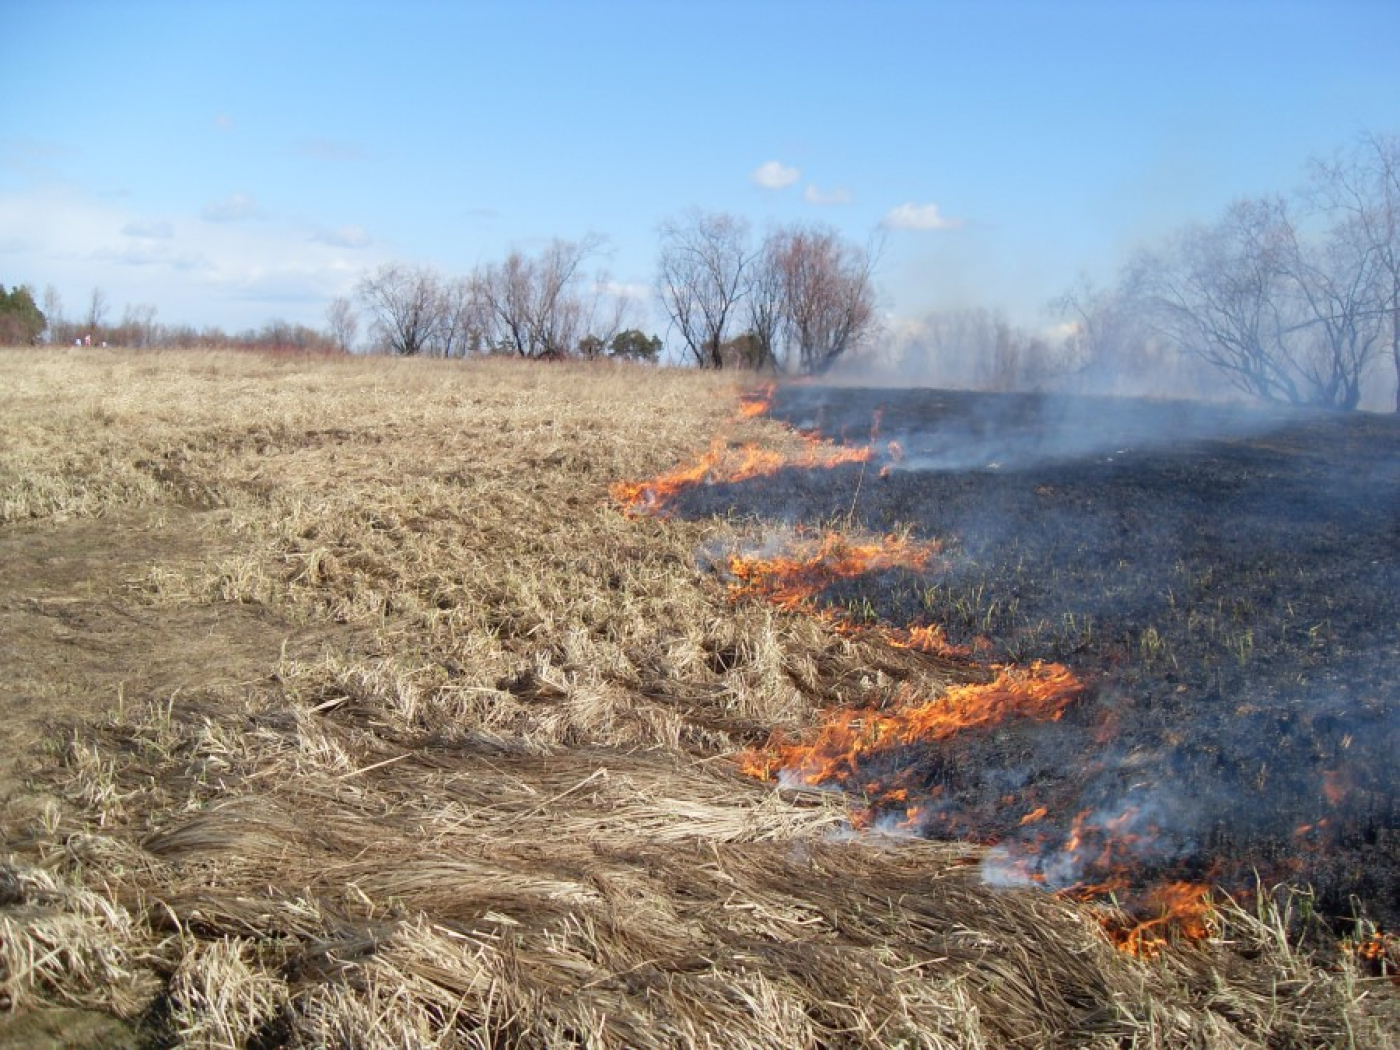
xmin=4 ymin=0 xmax=1398 ymax=340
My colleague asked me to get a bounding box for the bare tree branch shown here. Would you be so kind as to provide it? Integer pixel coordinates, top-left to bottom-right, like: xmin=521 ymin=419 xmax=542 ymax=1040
xmin=656 ymin=211 xmax=754 ymax=369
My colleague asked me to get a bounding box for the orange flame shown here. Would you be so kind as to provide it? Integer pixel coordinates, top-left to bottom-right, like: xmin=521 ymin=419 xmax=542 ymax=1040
xmin=1347 ymin=930 xmax=1397 ymax=983
xmin=739 ymin=661 xmax=1081 ymax=787
xmin=877 ymin=622 xmax=969 ymax=659
xmin=610 ymin=438 xmax=873 ymax=516
xmin=611 ymin=387 xmax=1222 ymax=957
xmin=726 ymin=532 xmax=940 ymax=610
xmin=738 ymin=382 xmax=776 ymax=418
xmin=612 ymin=384 xmax=891 ymax=516
xmin=1097 ymin=881 xmax=1216 ymax=958
xmin=1321 ymin=768 xmax=1347 ymax=806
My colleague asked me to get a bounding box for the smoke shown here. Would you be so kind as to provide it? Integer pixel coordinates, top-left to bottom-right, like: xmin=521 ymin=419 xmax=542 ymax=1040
xmin=688 ymin=382 xmax=1398 ymax=926
xmin=777 ymin=383 xmax=1291 ymax=474
xmin=842 ymin=305 xmax=1232 ymax=404
xmin=982 ymin=789 xmax=1202 ymax=892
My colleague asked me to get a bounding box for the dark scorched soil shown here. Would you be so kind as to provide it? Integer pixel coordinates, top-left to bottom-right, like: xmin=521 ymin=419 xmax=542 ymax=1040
xmin=674 ymin=385 xmax=1399 ymax=931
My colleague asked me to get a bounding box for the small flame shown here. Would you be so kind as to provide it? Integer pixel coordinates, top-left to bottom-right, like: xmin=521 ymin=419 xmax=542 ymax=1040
xmin=739 ymin=662 xmax=1081 ymax=788
xmin=726 ymin=532 xmax=941 ymax=611
xmin=1347 ymin=930 xmax=1397 ymax=983
xmin=612 ymin=385 xmax=909 ymax=517
xmin=1097 ymin=881 xmax=1216 ymax=958
xmin=611 ymin=438 xmax=873 ymax=517
xmin=877 ymin=622 xmax=968 ymax=658
xmin=1321 ymin=769 xmax=1347 ymax=807
xmin=738 ymin=382 xmax=776 ymax=418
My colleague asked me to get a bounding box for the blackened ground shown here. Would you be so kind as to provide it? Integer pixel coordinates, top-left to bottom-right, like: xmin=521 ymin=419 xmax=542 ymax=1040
xmin=676 ymin=386 xmax=1399 ymax=930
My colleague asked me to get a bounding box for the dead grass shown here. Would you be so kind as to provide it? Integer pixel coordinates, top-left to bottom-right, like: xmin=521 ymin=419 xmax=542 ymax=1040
xmin=0 ymin=347 xmax=1393 ymax=1047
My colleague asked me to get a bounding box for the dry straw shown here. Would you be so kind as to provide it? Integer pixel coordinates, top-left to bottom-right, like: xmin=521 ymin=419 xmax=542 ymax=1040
xmin=0 ymin=348 xmax=1393 ymax=1046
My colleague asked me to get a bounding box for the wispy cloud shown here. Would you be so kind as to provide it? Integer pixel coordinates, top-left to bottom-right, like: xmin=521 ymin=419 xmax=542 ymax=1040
xmin=751 ymin=160 xmax=800 ymax=190
xmin=94 ymin=243 xmax=208 ymax=271
xmin=309 ymin=224 xmax=371 ymax=248
xmin=598 ymin=279 xmax=652 ymax=301
xmin=122 ymin=219 xmax=175 ymax=239
xmin=804 ymin=184 xmax=852 ymax=206
xmin=293 ymin=137 xmax=369 ymax=162
xmin=213 ymin=114 xmax=235 ymax=131
xmin=0 ymin=183 xmax=388 ymax=329
xmin=881 ymin=202 xmax=961 ymax=231
xmin=1 ymin=137 xmax=70 ymax=179
xmin=202 ymin=192 xmax=262 ymax=223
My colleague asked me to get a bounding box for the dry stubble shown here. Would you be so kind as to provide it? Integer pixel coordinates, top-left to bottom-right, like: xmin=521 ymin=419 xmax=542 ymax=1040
xmin=0 ymin=348 xmax=1391 ymax=1047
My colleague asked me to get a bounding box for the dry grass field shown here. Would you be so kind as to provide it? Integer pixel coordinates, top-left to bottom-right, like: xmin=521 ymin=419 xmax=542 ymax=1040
xmin=0 ymin=348 xmax=1394 ymax=1047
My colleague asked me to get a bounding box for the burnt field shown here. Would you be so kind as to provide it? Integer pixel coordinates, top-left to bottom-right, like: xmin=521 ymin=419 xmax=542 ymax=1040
xmin=673 ymin=385 xmax=1400 ymax=932
xmin=3 ymin=352 xmax=1397 ymax=1045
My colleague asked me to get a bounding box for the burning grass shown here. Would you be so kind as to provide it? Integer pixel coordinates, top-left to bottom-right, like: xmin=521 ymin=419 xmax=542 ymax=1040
xmin=0 ymin=348 xmax=1394 ymax=1046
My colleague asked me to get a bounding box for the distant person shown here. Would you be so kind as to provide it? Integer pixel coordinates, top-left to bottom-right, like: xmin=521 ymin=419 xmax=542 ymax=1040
xmin=84 ymin=333 xmax=92 ymax=346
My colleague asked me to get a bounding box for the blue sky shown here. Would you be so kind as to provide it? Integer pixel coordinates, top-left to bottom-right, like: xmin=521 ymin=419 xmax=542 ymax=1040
xmin=4 ymin=0 xmax=1398 ymax=341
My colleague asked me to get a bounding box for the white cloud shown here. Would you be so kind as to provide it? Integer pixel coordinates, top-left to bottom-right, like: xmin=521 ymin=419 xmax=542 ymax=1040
xmin=0 ymin=184 xmax=388 ymax=329
xmin=804 ymin=184 xmax=852 ymax=206
xmin=598 ymin=279 xmax=652 ymax=301
xmin=881 ymin=202 xmax=961 ymax=231
xmin=202 ymin=192 xmax=261 ymax=223
xmin=94 ymin=243 xmax=208 ymax=271
xmin=293 ymin=137 xmax=368 ymax=162
xmin=751 ymin=160 xmax=800 ymax=190
xmin=1 ymin=137 xmax=70 ymax=179
xmin=309 ymin=224 xmax=371 ymax=248
xmin=122 ymin=219 xmax=175 ymax=239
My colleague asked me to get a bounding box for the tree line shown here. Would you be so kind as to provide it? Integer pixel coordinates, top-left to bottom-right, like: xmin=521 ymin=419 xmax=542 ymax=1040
xmin=6 ymin=283 xmax=342 ymax=354
xmin=346 ymin=234 xmax=654 ymax=361
xmin=346 ymin=214 xmax=878 ymax=375
xmin=7 ymin=131 xmax=1396 ymax=408
xmin=1056 ymin=132 xmax=1399 ymax=411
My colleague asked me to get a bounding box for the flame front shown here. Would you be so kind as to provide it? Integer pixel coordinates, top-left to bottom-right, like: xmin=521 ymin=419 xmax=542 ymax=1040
xmin=737 ymin=382 xmax=776 ymax=418
xmin=612 ymin=383 xmax=1231 ymax=957
xmin=739 ymin=662 xmax=1081 ymax=787
xmin=610 ymin=437 xmax=873 ymax=516
xmin=1096 ymin=881 xmax=1217 ymax=958
xmin=727 ymin=532 xmax=940 ymax=610
xmin=611 ymin=384 xmax=883 ymax=516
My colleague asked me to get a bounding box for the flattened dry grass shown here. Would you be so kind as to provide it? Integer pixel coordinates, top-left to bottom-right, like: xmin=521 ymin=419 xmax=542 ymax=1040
xmin=0 ymin=348 xmax=1393 ymax=1047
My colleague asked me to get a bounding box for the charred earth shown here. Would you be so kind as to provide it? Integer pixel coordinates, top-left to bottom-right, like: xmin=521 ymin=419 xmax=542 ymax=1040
xmin=675 ymin=385 xmax=1399 ymax=933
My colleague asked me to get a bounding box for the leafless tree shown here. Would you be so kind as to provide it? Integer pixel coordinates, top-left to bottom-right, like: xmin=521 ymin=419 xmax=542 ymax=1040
xmin=85 ymin=286 xmax=109 ymax=337
xmin=745 ymin=234 xmax=786 ymax=372
xmin=764 ymin=224 xmax=879 ymax=375
xmin=1051 ymin=274 xmax=1176 ymax=393
xmin=41 ymin=285 xmax=63 ymax=342
xmin=1130 ymin=195 xmax=1384 ymax=409
xmin=356 ymin=264 xmax=444 ymax=356
xmin=890 ymin=307 xmax=1056 ymax=392
xmin=1129 ymin=200 xmax=1286 ymax=404
xmin=116 ymin=303 xmax=158 ymax=348
xmin=656 ymin=210 xmax=754 ymax=369
xmin=437 ymin=277 xmax=482 ymax=358
xmin=325 ymin=296 xmax=359 ymax=353
xmin=1279 ymin=207 xmax=1387 ymax=410
xmin=1306 ymin=132 xmax=1400 ymax=411
xmin=472 ymin=236 xmax=606 ymax=359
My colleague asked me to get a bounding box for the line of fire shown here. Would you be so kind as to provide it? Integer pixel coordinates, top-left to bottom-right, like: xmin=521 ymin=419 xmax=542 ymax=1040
xmin=612 ymin=381 xmax=1397 ymax=965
